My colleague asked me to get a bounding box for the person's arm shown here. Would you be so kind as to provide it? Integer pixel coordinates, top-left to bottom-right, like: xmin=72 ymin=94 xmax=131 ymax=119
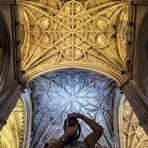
xmin=46 ymin=125 xmax=78 ymax=148
xmin=69 ymin=113 xmax=103 ymax=148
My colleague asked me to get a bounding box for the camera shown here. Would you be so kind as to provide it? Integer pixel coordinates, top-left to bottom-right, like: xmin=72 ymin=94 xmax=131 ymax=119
xmin=68 ymin=117 xmax=77 ymax=126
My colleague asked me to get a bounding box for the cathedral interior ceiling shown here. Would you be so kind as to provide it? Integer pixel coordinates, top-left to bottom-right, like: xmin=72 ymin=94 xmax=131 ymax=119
xmin=2 ymin=0 xmax=148 ymax=148
xmin=29 ymin=69 xmax=116 ymax=148
xmin=0 ymin=69 xmax=148 ymax=148
xmin=19 ymin=0 xmax=130 ymax=85
xmin=0 ymin=99 xmax=25 ymax=148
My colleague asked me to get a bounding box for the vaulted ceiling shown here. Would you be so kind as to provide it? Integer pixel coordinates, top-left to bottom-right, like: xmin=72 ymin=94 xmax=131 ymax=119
xmin=0 ymin=0 xmax=148 ymax=148
xmin=19 ymin=0 xmax=130 ymax=85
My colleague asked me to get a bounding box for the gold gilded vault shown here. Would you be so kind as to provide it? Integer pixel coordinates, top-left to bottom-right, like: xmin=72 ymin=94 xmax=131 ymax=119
xmin=20 ymin=0 xmax=130 ymax=85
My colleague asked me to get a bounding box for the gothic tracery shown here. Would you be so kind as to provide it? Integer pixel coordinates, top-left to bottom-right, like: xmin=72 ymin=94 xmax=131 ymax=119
xmin=1 ymin=0 xmax=148 ymax=148
xmin=20 ymin=0 xmax=129 ymax=85
xmin=0 ymin=100 xmax=25 ymax=148
xmin=119 ymin=98 xmax=148 ymax=148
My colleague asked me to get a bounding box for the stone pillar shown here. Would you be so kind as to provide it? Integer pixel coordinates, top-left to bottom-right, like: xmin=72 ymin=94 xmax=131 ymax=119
xmin=0 ymin=0 xmax=22 ymax=130
xmin=124 ymin=80 xmax=148 ymax=135
xmin=123 ymin=0 xmax=148 ymax=135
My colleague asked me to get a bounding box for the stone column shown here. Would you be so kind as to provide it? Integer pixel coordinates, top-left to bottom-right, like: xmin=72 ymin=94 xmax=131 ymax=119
xmin=123 ymin=0 xmax=148 ymax=135
xmin=124 ymin=80 xmax=148 ymax=135
xmin=0 ymin=0 xmax=22 ymax=130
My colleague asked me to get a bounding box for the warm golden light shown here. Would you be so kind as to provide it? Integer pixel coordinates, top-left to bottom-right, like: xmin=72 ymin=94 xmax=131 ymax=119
xmin=119 ymin=98 xmax=148 ymax=148
xmin=2 ymin=1 xmax=147 ymax=148
xmin=0 ymin=99 xmax=25 ymax=148
xmin=19 ymin=0 xmax=130 ymax=85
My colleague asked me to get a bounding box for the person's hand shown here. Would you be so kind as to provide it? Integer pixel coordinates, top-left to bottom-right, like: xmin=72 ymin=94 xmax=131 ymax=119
xmin=68 ymin=112 xmax=81 ymax=119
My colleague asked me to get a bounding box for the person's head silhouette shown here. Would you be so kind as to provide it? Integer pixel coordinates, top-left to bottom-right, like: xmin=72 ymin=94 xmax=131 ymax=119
xmin=63 ymin=117 xmax=81 ymax=144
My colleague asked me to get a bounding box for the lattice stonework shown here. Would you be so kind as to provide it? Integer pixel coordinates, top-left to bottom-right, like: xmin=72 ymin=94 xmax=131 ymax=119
xmin=0 ymin=99 xmax=25 ymax=148
xmin=29 ymin=69 xmax=116 ymax=148
xmin=119 ymin=98 xmax=148 ymax=148
xmin=19 ymin=0 xmax=130 ymax=85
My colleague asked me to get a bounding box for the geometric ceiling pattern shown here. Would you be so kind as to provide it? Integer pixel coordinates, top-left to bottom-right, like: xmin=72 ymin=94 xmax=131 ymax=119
xmin=0 ymin=99 xmax=25 ymax=148
xmin=29 ymin=68 xmax=116 ymax=148
xmin=0 ymin=85 xmax=148 ymax=148
xmin=119 ymin=97 xmax=148 ymax=148
xmin=19 ymin=0 xmax=130 ymax=85
xmin=2 ymin=1 xmax=147 ymax=148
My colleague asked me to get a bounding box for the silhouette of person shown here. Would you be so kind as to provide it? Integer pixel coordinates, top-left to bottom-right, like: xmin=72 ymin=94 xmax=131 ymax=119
xmin=45 ymin=112 xmax=103 ymax=148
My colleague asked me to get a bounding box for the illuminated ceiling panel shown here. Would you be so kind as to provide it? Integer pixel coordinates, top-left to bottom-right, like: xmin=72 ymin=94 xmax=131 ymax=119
xmin=19 ymin=0 xmax=130 ymax=85
xmin=29 ymin=68 xmax=116 ymax=148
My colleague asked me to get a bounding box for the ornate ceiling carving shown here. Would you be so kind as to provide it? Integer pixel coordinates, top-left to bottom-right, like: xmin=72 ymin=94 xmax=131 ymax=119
xmin=0 ymin=1 xmax=148 ymax=148
xmin=0 ymin=71 xmax=147 ymax=148
xmin=0 ymin=99 xmax=25 ymax=148
xmin=119 ymin=97 xmax=148 ymax=148
xmin=29 ymin=68 xmax=116 ymax=148
xmin=19 ymin=0 xmax=130 ymax=85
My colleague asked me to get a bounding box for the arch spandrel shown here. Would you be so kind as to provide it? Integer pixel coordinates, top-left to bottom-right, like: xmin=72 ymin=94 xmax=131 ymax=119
xmin=19 ymin=0 xmax=130 ymax=85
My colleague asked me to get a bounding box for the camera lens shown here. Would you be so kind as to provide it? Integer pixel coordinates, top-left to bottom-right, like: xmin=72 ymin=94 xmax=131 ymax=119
xmin=68 ymin=117 xmax=77 ymax=126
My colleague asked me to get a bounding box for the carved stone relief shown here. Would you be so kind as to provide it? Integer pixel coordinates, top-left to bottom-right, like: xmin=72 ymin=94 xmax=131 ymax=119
xmin=119 ymin=97 xmax=148 ymax=148
xmin=0 ymin=99 xmax=25 ymax=148
xmin=1 ymin=1 xmax=147 ymax=148
xmin=29 ymin=68 xmax=116 ymax=148
xmin=19 ymin=0 xmax=130 ymax=85
xmin=0 ymin=72 xmax=147 ymax=148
